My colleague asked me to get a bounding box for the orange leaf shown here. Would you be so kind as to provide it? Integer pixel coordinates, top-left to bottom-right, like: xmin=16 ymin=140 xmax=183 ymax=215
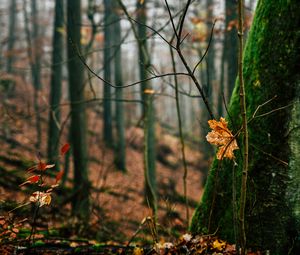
xmin=60 ymin=143 xmax=70 ymax=156
xmin=55 ymin=170 xmax=64 ymax=184
xmin=206 ymin=117 xmax=239 ymax=160
xmin=144 ymin=89 xmax=155 ymax=94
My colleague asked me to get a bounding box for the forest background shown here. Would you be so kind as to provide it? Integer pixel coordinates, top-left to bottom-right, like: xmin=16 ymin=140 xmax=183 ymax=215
xmin=2 ymin=0 xmax=299 ymax=254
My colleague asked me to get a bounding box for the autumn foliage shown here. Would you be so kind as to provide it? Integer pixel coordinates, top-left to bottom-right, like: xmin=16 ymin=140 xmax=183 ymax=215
xmin=206 ymin=117 xmax=238 ymax=160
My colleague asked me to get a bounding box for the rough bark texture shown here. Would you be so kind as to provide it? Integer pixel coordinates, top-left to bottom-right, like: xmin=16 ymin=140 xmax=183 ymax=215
xmin=190 ymin=1 xmax=300 ymax=254
xmin=67 ymin=0 xmax=90 ymax=220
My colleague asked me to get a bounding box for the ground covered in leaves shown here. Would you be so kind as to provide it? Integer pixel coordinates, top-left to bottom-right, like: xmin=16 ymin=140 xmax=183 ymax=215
xmin=0 ymin=80 xmax=219 ymax=253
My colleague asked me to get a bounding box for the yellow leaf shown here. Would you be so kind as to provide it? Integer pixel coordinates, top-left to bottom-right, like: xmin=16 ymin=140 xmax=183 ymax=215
xmin=206 ymin=117 xmax=238 ymax=160
xmin=212 ymin=239 xmax=226 ymax=251
xmin=133 ymin=247 xmax=143 ymax=255
xmin=144 ymin=89 xmax=155 ymax=94
xmin=29 ymin=191 xmax=52 ymax=207
xmin=56 ymin=27 xmax=65 ymax=35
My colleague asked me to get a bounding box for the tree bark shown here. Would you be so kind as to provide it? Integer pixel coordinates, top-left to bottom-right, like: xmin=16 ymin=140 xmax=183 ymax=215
xmin=67 ymin=0 xmax=90 ymax=221
xmin=6 ymin=0 xmax=17 ymax=74
xmin=103 ymin=0 xmax=114 ymax=147
xmin=112 ymin=1 xmax=126 ymax=172
xmin=190 ymin=1 xmax=300 ymax=254
xmin=218 ymin=0 xmax=238 ymax=116
xmin=47 ymin=0 xmax=64 ymax=167
xmin=136 ymin=0 xmax=157 ymax=216
xmin=23 ymin=0 xmax=42 ymax=150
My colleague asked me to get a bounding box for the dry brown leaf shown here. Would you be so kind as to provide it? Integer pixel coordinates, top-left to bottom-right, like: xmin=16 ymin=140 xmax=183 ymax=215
xmin=206 ymin=117 xmax=238 ymax=160
xmin=29 ymin=191 xmax=52 ymax=207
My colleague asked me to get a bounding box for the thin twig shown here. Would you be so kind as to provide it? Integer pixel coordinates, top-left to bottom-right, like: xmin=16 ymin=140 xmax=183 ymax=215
xmin=237 ymin=0 xmax=248 ymax=254
xmin=169 ymin=40 xmax=189 ymax=226
xmin=192 ymin=19 xmax=217 ymax=74
xmin=164 ymin=0 xmax=215 ymax=119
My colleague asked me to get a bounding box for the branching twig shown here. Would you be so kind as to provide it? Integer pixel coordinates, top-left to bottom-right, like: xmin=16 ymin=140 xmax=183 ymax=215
xmin=169 ymin=41 xmax=189 ymax=226
xmin=237 ymin=0 xmax=248 ymax=254
xmin=192 ymin=19 xmax=217 ymax=74
xmin=164 ymin=0 xmax=215 ymax=119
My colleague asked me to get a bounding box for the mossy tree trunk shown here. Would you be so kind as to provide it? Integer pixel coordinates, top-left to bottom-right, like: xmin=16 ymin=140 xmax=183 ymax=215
xmin=190 ymin=1 xmax=300 ymax=254
xmin=67 ymin=0 xmax=90 ymax=221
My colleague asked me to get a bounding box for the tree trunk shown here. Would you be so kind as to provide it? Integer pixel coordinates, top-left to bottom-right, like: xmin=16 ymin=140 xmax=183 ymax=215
xmin=23 ymin=0 xmax=42 ymax=151
xmin=103 ymin=0 xmax=113 ymax=147
xmin=136 ymin=0 xmax=157 ymax=216
xmin=218 ymin=0 xmax=238 ymax=116
xmin=67 ymin=0 xmax=90 ymax=221
xmin=206 ymin=0 xmax=215 ymax=102
xmin=112 ymin=1 xmax=126 ymax=172
xmin=6 ymin=0 xmax=17 ymax=74
xmin=47 ymin=0 xmax=64 ymax=167
xmin=190 ymin=1 xmax=300 ymax=254
xmin=225 ymin=0 xmax=238 ymax=101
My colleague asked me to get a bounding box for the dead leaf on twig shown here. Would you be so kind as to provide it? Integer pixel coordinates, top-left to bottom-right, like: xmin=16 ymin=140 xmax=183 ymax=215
xmin=206 ymin=117 xmax=239 ymax=160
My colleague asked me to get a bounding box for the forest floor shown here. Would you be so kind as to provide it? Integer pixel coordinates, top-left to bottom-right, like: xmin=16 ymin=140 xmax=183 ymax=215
xmin=0 ymin=81 xmax=246 ymax=254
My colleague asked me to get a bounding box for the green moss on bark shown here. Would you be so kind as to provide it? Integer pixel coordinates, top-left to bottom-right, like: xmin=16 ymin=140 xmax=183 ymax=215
xmin=190 ymin=0 xmax=300 ymax=254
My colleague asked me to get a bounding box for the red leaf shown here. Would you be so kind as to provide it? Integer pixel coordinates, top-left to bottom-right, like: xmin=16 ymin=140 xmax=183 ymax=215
xmin=19 ymin=175 xmax=40 ymax=187
xmin=37 ymin=162 xmax=55 ymax=171
xmin=55 ymin=170 xmax=64 ymax=184
xmin=38 ymin=162 xmax=47 ymax=171
xmin=27 ymin=175 xmax=40 ymax=183
xmin=60 ymin=143 xmax=70 ymax=156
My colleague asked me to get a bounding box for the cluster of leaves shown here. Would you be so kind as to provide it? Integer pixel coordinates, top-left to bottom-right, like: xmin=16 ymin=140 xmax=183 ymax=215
xmin=20 ymin=143 xmax=70 ymax=208
xmin=0 ymin=216 xmax=25 ymax=242
xmin=132 ymin=233 xmax=236 ymax=255
xmin=0 ymin=143 xmax=70 ymax=244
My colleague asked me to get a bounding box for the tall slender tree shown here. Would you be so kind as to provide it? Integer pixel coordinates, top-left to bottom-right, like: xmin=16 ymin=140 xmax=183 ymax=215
xmin=103 ymin=0 xmax=113 ymax=146
xmin=136 ymin=0 xmax=157 ymax=216
xmin=67 ymin=0 xmax=90 ymax=220
xmin=23 ymin=0 xmax=42 ymax=150
xmin=3 ymin=0 xmax=17 ymax=97
xmin=206 ymin=0 xmax=216 ymax=100
xmin=48 ymin=0 xmax=64 ymax=167
xmin=112 ymin=1 xmax=126 ymax=171
xmin=30 ymin=0 xmax=41 ymax=92
xmin=219 ymin=0 xmax=238 ymax=116
xmin=6 ymin=0 xmax=17 ymax=74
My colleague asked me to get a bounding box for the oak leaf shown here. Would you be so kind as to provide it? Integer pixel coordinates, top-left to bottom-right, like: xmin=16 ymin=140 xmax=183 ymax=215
xmin=206 ymin=117 xmax=238 ymax=160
